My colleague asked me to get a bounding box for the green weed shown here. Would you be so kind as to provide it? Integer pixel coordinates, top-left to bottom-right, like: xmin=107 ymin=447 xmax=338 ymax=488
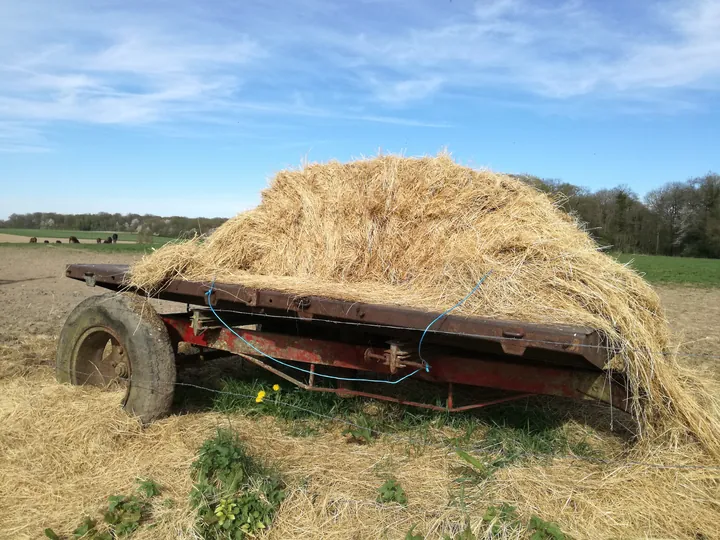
xmin=43 ymin=478 xmax=161 ymax=539
xmin=453 ymin=449 xmax=515 ymax=482
xmin=192 ymin=429 xmax=254 ymax=488
xmin=136 ymin=478 xmax=161 ymax=498
xmin=191 ymin=429 xmax=285 ymax=539
xmin=405 ymin=524 xmax=425 ymax=540
xmin=377 ymin=478 xmax=407 ymax=505
xmin=442 ymin=524 xmax=476 ymax=540
xmin=45 ymin=516 xmax=112 ymax=540
xmin=482 ymin=503 xmax=522 ymax=537
xmin=103 ymin=495 xmax=147 ymax=536
xmin=342 ymin=414 xmax=376 ymax=444
xmin=528 ymin=515 xmax=568 ymax=540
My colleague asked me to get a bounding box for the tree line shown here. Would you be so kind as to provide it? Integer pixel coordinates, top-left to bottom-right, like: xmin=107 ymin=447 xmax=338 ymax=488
xmin=0 ymin=212 xmax=228 ymax=239
xmin=2 ymin=172 xmax=719 ymax=257
xmin=516 ymin=172 xmax=720 ymax=258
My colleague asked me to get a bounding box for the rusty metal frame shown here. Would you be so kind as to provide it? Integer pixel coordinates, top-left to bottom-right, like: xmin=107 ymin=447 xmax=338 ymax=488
xmin=161 ymin=314 xmax=629 ymax=412
xmin=65 ymin=263 xmax=611 ymax=368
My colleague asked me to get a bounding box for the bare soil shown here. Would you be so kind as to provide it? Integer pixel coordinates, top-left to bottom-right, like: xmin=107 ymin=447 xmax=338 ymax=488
xmin=0 ymin=246 xmax=172 ymax=339
xmin=655 ymin=286 xmax=720 ymax=378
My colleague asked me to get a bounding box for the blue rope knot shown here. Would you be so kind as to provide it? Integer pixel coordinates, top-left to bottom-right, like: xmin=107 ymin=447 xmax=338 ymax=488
xmin=417 ymin=270 xmax=493 ymax=370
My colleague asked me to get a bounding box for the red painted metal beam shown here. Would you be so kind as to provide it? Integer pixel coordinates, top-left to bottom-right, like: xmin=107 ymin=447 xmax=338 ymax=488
xmin=231 ymin=351 xmax=534 ymax=412
xmin=162 ymin=315 xmax=629 ymax=412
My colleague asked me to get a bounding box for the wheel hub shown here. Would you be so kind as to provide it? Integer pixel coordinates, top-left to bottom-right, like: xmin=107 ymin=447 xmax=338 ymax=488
xmin=109 ymin=346 xmax=129 ymax=377
xmin=72 ymin=328 xmax=131 ymax=397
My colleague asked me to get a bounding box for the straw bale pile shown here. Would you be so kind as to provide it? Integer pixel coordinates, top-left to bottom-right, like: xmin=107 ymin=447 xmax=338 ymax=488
xmin=130 ymin=154 xmax=720 ymax=456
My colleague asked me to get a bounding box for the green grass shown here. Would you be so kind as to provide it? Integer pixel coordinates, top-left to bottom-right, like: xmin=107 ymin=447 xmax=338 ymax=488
xmin=616 ymin=253 xmax=720 ymax=286
xmin=191 ymin=374 xmax=602 ymax=463
xmin=0 ymin=228 xmax=173 ymax=244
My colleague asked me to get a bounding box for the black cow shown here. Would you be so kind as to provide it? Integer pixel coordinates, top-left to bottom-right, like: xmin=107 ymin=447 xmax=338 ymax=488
xmin=43 ymin=240 xmax=49 ymax=244
xmin=103 ymin=237 xmax=113 ymax=244
xmin=56 ymin=240 xmax=62 ymax=244
xmin=112 ymin=233 xmax=118 ymax=244
xmin=96 ymin=238 xmax=102 ymax=244
xmin=29 ymin=237 xmax=37 ymax=243
xmin=68 ymin=236 xmax=80 ymax=244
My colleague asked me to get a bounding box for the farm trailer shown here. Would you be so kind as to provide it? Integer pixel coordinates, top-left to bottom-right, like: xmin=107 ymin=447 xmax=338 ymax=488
xmin=57 ymin=263 xmax=629 ymax=422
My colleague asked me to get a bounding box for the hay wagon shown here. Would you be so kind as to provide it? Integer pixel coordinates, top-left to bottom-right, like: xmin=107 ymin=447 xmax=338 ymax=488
xmin=57 ymin=263 xmax=629 ymax=422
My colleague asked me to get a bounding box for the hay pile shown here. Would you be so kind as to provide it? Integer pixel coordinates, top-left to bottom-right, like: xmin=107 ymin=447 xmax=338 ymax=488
xmin=130 ymin=153 xmax=720 ymax=456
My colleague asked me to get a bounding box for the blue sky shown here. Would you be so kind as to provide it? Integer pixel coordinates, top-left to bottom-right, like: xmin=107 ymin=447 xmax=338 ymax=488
xmin=1 ymin=0 xmax=719 ymax=219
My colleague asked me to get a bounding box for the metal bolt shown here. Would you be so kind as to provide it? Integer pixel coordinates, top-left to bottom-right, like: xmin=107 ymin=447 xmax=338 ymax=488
xmin=114 ymin=362 xmax=128 ymax=377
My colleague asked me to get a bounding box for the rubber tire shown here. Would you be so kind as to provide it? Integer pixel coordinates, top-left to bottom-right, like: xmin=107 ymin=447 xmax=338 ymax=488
xmin=56 ymin=292 xmax=176 ymax=423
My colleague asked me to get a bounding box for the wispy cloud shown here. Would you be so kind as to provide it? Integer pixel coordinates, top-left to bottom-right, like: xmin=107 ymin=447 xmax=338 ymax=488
xmin=1 ymin=0 xmax=719 ymax=152
xmin=0 ymin=122 xmax=51 ymax=153
xmin=326 ymin=0 xmax=720 ymax=102
xmin=0 ymin=29 xmax=261 ymax=125
xmin=368 ymin=77 xmax=444 ymax=104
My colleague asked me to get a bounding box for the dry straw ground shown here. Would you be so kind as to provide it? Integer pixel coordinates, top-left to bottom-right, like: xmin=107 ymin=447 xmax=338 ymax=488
xmin=1 ymin=337 xmax=719 ymax=539
xmin=131 ymin=154 xmax=720 ymax=457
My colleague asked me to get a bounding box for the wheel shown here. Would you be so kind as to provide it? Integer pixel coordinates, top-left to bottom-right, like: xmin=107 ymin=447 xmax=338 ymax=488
xmin=56 ymin=292 xmax=176 ymax=423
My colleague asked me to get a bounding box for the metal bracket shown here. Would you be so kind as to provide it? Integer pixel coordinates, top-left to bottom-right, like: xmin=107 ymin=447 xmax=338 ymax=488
xmin=365 ymin=341 xmax=424 ymax=374
xmin=500 ymin=329 xmax=527 ymax=356
xmin=83 ymin=272 xmax=96 ymax=287
xmin=190 ymin=310 xmax=215 ymax=336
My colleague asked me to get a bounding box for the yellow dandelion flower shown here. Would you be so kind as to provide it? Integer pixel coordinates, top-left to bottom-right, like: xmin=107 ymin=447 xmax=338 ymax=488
xmin=272 ymin=384 xmax=280 ymax=392
xmin=255 ymin=390 xmax=266 ymax=403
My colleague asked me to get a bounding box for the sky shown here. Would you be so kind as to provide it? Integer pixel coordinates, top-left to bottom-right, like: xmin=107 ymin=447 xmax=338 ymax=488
xmin=0 ymin=0 xmax=719 ymax=219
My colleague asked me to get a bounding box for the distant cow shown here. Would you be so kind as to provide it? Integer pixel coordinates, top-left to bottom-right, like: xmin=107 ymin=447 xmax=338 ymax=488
xmin=112 ymin=233 xmax=118 ymax=244
xmin=29 ymin=237 xmax=37 ymax=243
xmin=96 ymin=238 xmax=102 ymax=244
xmin=103 ymin=237 xmax=112 ymax=244
xmin=68 ymin=236 xmax=80 ymax=244
xmin=56 ymin=240 xmax=62 ymax=244
xmin=43 ymin=240 xmax=49 ymax=244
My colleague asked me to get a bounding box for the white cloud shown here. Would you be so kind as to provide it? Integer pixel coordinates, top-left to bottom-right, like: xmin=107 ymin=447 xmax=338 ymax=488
xmin=1 ymin=0 xmax=719 ymax=153
xmin=0 ymin=122 xmax=51 ymax=153
xmin=0 ymin=0 xmax=263 ymax=142
xmin=333 ymin=0 xmax=720 ymax=101
xmin=370 ymin=77 xmax=444 ymax=104
xmin=611 ymin=0 xmax=720 ymax=90
xmin=474 ymin=0 xmax=522 ymax=20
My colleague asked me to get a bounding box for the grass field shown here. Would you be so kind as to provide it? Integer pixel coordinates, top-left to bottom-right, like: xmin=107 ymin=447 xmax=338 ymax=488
xmin=0 ymin=228 xmax=174 ymax=244
xmin=616 ymin=253 xmax=720 ymax=286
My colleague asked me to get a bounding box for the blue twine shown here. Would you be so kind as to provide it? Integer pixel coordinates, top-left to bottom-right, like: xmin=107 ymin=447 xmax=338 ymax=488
xmin=205 ymin=283 xmax=420 ymax=384
xmin=204 ymin=270 xmax=491 ymax=385
xmin=417 ymin=270 xmax=493 ymax=371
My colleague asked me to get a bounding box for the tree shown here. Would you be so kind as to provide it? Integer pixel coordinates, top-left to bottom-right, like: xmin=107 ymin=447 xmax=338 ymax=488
xmin=679 ymin=173 xmax=720 ymax=258
xmin=646 ymin=183 xmax=688 ymax=255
